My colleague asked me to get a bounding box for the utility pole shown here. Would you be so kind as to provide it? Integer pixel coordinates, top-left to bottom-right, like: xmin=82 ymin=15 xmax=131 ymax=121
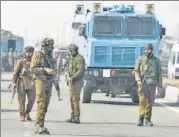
xmin=0 ymin=41 xmax=2 ymax=92
xmin=24 ymin=27 xmax=27 ymax=47
xmin=56 ymin=28 xmax=59 ymax=46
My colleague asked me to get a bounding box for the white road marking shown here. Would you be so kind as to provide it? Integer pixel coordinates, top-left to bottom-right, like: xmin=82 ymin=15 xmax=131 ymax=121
xmin=157 ymin=98 xmax=179 ymax=114
xmin=159 ymin=102 xmax=179 ymax=114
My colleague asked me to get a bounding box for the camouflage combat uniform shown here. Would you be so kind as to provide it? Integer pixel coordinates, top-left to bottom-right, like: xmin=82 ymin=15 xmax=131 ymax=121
xmin=66 ymin=44 xmax=85 ymax=124
xmin=135 ymin=44 xmax=162 ymax=126
xmin=30 ymin=38 xmax=55 ymax=134
xmin=12 ymin=46 xmax=35 ymax=121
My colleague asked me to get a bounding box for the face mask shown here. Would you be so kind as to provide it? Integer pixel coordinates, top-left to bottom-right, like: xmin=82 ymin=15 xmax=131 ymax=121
xmin=70 ymin=50 xmax=78 ymax=57
xmin=46 ymin=46 xmax=54 ymax=54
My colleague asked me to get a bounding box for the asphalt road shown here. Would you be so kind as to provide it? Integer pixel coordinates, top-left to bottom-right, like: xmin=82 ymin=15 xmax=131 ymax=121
xmin=1 ymin=73 xmax=179 ymax=137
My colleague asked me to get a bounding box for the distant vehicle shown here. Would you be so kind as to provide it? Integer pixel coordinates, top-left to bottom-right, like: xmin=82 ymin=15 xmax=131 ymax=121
xmin=71 ymin=3 xmax=166 ymax=103
xmin=168 ymin=43 xmax=179 ymax=79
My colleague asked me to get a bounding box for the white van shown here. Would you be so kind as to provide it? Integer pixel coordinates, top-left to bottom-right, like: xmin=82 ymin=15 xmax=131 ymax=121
xmin=168 ymin=43 xmax=179 ymax=79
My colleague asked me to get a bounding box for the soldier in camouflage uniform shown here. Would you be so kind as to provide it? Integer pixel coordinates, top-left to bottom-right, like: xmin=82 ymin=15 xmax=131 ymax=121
xmin=66 ymin=44 xmax=85 ymax=124
xmin=30 ymin=38 xmax=56 ymax=134
xmin=11 ymin=46 xmax=35 ymax=121
xmin=135 ymin=43 xmax=162 ymax=126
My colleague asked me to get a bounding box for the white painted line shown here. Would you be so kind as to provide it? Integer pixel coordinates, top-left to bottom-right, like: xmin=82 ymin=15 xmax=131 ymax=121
xmin=158 ymin=102 xmax=179 ymax=114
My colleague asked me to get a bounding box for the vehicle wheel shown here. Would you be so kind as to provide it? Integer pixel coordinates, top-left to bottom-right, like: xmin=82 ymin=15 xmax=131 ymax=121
xmin=130 ymin=93 xmax=139 ymax=104
xmin=81 ymin=86 xmax=92 ymax=103
xmin=110 ymin=93 xmax=116 ymax=98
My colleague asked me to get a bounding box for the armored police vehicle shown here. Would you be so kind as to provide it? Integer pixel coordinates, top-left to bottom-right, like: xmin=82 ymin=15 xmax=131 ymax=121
xmin=71 ymin=3 xmax=166 ymax=103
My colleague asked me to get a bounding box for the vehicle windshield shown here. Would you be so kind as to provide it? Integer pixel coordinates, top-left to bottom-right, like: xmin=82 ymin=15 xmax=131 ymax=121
xmin=126 ymin=16 xmax=156 ymax=37
xmin=92 ymin=16 xmax=122 ymax=36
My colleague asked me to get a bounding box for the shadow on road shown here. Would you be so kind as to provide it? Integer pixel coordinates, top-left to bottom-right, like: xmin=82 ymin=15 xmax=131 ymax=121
xmin=91 ymin=100 xmax=138 ymax=106
xmin=49 ymin=133 xmax=120 ymax=136
xmin=46 ymin=120 xmax=136 ymax=125
xmin=116 ymin=95 xmax=131 ymax=99
xmin=0 ymin=109 xmax=18 ymax=112
xmin=90 ymin=100 xmax=179 ymax=107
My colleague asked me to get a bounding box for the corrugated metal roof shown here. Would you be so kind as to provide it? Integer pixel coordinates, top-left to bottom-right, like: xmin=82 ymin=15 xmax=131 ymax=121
xmin=1 ymin=29 xmax=24 ymax=41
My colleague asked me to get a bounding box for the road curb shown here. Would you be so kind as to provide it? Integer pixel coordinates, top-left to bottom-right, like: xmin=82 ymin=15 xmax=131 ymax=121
xmin=165 ymin=85 xmax=179 ymax=103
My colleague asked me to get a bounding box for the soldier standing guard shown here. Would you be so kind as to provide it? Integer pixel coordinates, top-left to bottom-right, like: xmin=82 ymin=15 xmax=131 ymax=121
xmin=11 ymin=46 xmax=35 ymax=121
xmin=65 ymin=44 xmax=85 ymax=124
xmin=135 ymin=43 xmax=162 ymax=126
xmin=30 ymin=38 xmax=56 ymax=134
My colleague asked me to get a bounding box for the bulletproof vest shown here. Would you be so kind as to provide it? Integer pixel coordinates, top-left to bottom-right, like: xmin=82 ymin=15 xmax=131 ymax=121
xmin=140 ymin=55 xmax=158 ymax=83
xmin=68 ymin=55 xmax=85 ymax=78
xmin=35 ymin=51 xmax=54 ymax=69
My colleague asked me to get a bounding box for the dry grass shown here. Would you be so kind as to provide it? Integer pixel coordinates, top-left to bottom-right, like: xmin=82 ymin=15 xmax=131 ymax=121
xmin=163 ymin=78 xmax=179 ymax=88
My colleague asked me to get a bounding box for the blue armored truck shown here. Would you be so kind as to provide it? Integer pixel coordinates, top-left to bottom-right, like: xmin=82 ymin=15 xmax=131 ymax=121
xmin=71 ymin=4 xmax=166 ymax=103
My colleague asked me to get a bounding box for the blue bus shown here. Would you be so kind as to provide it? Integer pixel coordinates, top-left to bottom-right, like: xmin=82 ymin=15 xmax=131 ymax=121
xmin=71 ymin=4 xmax=166 ymax=103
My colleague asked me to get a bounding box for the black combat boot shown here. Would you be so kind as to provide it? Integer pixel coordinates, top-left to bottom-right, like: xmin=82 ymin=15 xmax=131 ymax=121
xmin=72 ymin=116 xmax=80 ymax=124
xmin=25 ymin=112 xmax=32 ymax=121
xmin=145 ymin=118 xmax=153 ymax=126
xmin=65 ymin=114 xmax=74 ymax=123
xmin=35 ymin=122 xmax=50 ymax=134
xmin=137 ymin=118 xmax=144 ymax=126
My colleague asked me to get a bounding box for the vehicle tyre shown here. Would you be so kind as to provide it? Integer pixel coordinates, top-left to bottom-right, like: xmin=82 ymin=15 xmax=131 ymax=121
xmin=110 ymin=93 xmax=116 ymax=98
xmin=81 ymin=86 xmax=92 ymax=103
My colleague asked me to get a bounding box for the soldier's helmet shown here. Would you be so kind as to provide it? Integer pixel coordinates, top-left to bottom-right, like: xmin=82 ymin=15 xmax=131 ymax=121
xmin=69 ymin=44 xmax=78 ymax=51
xmin=25 ymin=46 xmax=35 ymax=53
xmin=145 ymin=43 xmax=153 ymax=51
xmin=41 ymin=38 xmax=54 ymax=47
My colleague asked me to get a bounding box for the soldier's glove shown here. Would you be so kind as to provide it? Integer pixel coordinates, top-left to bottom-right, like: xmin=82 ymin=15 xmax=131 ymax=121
xmin=137 ymin=81 xmax=142 ymax=92
xmin=44 ymin=68 xmax=56 ymax=75
xmin=12 ymin=83 xmax=17 ymax=89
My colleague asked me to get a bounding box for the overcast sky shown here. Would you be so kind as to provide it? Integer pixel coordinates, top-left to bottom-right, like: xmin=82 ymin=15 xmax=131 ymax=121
xmin=1 ymin=1 xmax=179 ymax=45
